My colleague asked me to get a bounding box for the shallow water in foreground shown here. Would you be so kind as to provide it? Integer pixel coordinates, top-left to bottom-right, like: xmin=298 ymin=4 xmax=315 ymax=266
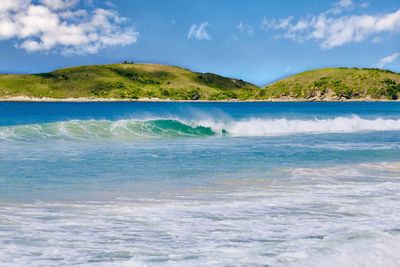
xmin=1 ymin=102 xmax=400 ymax=266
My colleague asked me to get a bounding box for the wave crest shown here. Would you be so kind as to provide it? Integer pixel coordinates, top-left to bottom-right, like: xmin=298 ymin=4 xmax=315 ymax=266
xmin=1 ymin=116 xmax=400 ymax=141
xmin=203 ymin=116 xmax=400 ymax=136
xmin=0 ymin=119 xmax=215 ymax=141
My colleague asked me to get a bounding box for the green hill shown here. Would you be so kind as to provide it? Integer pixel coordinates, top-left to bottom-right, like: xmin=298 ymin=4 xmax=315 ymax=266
xmin=0 ymin=64 xmax=399 ymax=101
xmin=0 ymin=63 xmax=260 ymax=100
xmin=264 ymin=68 xmax=400 ymax=100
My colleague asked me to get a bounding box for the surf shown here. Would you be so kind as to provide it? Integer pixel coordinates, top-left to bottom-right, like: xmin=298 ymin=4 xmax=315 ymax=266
xmin=207 ymin=116 xmax=400 ymax=136
xmin=1 ymin=115 xmax=400 ymax=141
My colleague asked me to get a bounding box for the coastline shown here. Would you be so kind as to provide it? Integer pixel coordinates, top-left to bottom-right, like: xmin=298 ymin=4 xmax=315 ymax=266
xmin=0 ymin=96 xmax=399 ymax=103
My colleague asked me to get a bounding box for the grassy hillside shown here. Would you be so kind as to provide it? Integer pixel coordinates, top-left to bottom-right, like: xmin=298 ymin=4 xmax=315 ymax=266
xmin=0 ymin=65 xmax=399 ymax=100
xmin=0 ymin=63 xmax=260 ymax=100
xmin=264 ymin=68 xmax=400 ymax=100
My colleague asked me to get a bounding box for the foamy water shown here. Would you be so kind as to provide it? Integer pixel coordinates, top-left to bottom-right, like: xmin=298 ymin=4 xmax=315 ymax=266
xmin=1 ymin=102 xmax=400 ymax=266
xmin=1 ymin=162 xmax=400 ymax=266
xmin=197 ymin=115 xmax=400 ymax=136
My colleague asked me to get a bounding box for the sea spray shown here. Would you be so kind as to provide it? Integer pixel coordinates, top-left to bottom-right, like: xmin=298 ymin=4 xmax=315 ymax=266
xmin=205 ymin=116 xmax=400 ymax=136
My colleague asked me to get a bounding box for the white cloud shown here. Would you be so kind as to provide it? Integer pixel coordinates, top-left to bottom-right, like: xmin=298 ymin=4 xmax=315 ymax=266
xmin=104 ymin=1 xmax=117 ymax=9
xmin=237 ymin=22 xmax=254 ymax=36
xmin=260 ymin=2 xmax=400 ymax=49
xmin=261 ymin=16 xmax=293 ymax=31
xmin=187 ymin=22 xmax=211 ymax=40
xmin=40 ymin=0 xmax=79 ymax=10
xmin=329 ymin=0 xmax=354 ymax=14
xmin=360 ymin=1 xmax=370 ymax=8
xmin=336 ymin=0 xmax=353 ymax=8
xmin=374 ymin=52 xmax=400 ymax=69
xmin=0 ymin=0 xmax=29 ymax=13
xmin=0 ymin=0 xmax=138 ymax=55
xmin=334 ymin=0 xmax=353 ymax=9
xmin=371 ymin=36 xmax=383 ymax=43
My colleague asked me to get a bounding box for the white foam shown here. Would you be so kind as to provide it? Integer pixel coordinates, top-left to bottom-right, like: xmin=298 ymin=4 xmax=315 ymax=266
xmin=289 ymin=232 xmax=400 ymax=267
xmin=196 ymin=115 xmax=400 ymax=136
xmin=1 ymin=161 xmax=400 ymax=266
xmin=1 ymin=116 xmax=400 ymax=142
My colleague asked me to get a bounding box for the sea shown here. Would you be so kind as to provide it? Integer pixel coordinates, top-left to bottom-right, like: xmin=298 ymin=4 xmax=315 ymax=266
xmin=1 ymin=102 xmax=400 ymax=267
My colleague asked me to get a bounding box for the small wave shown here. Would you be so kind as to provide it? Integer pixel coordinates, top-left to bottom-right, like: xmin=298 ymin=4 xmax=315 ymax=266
xmin=1 ymin=116 xmax=400 ymax=141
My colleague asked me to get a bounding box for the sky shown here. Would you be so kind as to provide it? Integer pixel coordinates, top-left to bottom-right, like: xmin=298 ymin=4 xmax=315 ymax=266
xmin=0 ymin=0 xmax=399 ymax=85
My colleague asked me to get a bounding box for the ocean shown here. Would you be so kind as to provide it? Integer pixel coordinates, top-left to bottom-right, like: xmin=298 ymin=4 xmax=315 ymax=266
xmin=1 ymin=102 xmax=400 ymax=266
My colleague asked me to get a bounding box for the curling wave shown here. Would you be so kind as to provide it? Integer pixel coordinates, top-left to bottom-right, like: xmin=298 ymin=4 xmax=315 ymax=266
xmin=0 ymin=119 xmax=216 ymax=141
xmin=1 ymin=116 xmax=400 ymax=141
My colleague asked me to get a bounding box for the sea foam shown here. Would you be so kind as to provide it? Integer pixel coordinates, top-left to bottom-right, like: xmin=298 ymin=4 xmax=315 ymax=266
xmin=1 ymin=116 xmax=400 ymax=141
xmin=197 ymin=116 xmax=400 ymax=136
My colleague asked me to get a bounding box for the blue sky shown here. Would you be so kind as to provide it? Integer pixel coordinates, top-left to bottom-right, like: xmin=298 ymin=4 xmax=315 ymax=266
xmin=0 ymin=0 xmax=399 ymax=85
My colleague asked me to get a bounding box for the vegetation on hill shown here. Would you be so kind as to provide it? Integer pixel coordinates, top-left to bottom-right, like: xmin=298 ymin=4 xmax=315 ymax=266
xmin=0 ymin=63 xmax=260 ymax=100
xmin=0 ymin=64 xmax=399 ymax=100
xmin=264 ymin=68 xmax=400 ymax=100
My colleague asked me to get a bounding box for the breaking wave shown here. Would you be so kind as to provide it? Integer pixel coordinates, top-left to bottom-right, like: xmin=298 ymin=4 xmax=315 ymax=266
xmin=0 ymin=119 xmax=215 ymax=141
xmin=1 ymin=116 xmax=400 ymax=141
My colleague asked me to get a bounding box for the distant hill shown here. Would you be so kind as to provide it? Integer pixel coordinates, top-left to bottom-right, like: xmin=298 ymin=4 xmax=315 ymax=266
xmin=0 ymin=63 xmax=260 ymax=100
xmin=264 ymin=68 xmax=400 ymax=100
xmin=0 ymin=64 xmax=399 ymax=101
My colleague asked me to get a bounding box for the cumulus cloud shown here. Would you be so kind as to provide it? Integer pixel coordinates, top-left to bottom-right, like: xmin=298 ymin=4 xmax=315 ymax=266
xmin=374 ymin=52 xmax=400 ymax=69
xmin=187 ymin=22 xmax=211 ymax=40
xmin=260 ymin=1 xmax=400 ymax=49
xmin=237 ymin=22 xmax=254 ymax=36
xmin=0 ymin=0 xmax=138 ymax=55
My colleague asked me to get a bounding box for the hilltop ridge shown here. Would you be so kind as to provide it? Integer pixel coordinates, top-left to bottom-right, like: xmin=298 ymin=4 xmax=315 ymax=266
xmin=264 ymin=68 xmax=400 ymax=101
xmin=0 ymin=64 xmax=399 ymax=101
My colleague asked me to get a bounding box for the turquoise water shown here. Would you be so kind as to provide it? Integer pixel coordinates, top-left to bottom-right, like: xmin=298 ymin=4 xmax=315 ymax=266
xmin=1 ymin=102 xmax=400 ymax=266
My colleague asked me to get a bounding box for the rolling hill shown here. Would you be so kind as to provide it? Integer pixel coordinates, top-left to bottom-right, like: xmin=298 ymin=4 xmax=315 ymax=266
xmin=264 ymin=68 xmax=400 ymax=101
xmin=0 ymin=63 xmax=260 ymax=100
xmin=0 ymin=64 xmax=399 ymax=101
